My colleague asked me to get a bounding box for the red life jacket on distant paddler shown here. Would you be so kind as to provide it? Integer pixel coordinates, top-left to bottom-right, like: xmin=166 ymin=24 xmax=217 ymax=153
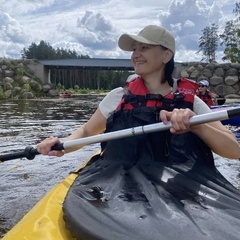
xmin=196 ymin=90 xmax=215 ymax=107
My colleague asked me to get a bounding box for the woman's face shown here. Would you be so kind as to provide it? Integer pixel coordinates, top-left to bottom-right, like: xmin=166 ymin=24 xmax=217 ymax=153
xmin=131 ymin=42 xmax=169 ymax=78
xmin=198 ymin=84 xmax=208 ymax=93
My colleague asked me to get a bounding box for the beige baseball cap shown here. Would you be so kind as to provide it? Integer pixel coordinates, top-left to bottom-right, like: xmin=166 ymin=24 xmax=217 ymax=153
xmin=118 ymin=25 xmax=175 ymax=55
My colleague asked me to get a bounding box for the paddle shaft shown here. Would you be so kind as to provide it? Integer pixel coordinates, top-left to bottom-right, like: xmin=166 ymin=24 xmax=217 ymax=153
xmin=1 ymin=107 xmax=239 ymax=162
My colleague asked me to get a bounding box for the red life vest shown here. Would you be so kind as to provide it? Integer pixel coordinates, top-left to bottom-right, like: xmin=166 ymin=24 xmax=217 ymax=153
xmin=196 ymin=90 xmax=215 ymax=106
xmin=101 ymin=75 xmax=213 ymax=166
xmin=116 ymin=77 xmax=198 ymax=111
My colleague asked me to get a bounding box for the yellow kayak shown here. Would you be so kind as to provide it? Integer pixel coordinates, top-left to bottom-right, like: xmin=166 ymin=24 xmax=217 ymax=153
xmin=2 ymin=159 xmax=91 ymax=240
xmin=2 ymin=149 xmax=240 ymax=240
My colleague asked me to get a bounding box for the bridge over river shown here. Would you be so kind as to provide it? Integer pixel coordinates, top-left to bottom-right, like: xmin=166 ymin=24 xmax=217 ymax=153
xmin=26 ymin=58 xmax=182 ymax=84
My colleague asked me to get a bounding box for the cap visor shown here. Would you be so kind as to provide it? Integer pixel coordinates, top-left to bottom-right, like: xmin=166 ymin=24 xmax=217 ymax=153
xmin=118 ymin=34 xmax=159 ymax=51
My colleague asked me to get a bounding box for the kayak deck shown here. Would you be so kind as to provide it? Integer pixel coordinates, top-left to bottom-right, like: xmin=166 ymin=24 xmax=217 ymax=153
xmin=62 ymin=158 xmax=240 ymax=240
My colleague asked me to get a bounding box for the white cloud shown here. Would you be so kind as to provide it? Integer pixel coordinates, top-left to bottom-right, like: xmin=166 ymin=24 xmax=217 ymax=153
xmin=0 ymin=0 xmax=72 ymax=15
xmin=0 ymin=12 xmax=32 ymax=58
xmin=0 ymin=13 xmax=31 ymax=43
xmin=184 ymin=20 xmax=195 ymax=28
xmin=0 ymin=0 xmax=237 ymax=62
xmin=53 ymin=11 xmax=118 ymax=57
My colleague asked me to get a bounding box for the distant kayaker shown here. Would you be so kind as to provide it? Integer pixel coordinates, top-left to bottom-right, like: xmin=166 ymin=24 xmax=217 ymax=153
xmin=196 ymin=80 xmax=218 ymax=107
xmin=37 ymin=24 xmax=240 ymax=160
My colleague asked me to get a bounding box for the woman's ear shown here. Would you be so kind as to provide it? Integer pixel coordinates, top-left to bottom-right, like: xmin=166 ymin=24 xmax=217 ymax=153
xmin=163 ymin=50 xmax=173 ymax=64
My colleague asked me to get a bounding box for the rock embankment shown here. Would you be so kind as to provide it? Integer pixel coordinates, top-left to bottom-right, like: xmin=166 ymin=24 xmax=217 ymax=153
xmin=178 ymin=62 xmax=240 ymax=98
xmin=0 ymin=58 xmax=58 ymax=99
xmin=1 ymin=58 xmax=240 ymax=99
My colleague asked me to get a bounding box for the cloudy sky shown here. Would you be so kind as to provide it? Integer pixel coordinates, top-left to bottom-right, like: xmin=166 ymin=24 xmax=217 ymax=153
xmin=0 ymin=0 xmax=238 ymax=62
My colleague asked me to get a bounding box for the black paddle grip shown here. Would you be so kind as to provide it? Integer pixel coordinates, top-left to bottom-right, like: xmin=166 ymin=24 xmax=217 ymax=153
xmin=227 ymin=108 xmax=240 ymax=118
xmin=51 ymin=143 xmax=64 ymax=151
xmin=0 ymin=146 xmax=39 ymax=162
xmin=0 ymin=143 xmax=64 ymax=162
xmin=24 ymin=146 xmax=39 ymax=160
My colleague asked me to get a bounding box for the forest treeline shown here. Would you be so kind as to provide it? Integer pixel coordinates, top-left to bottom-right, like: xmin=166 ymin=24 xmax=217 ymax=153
xmin=21 ymin=3 xmax=240 ymax=90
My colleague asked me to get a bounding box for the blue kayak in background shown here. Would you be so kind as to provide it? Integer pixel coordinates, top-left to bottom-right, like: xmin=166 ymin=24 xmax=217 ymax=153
xmin=211 ymin=104 xmax=240 ymax=125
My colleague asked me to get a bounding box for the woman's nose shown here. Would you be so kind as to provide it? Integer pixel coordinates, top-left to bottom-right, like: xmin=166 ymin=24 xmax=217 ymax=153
xmin=132 ymin=50 xmax=141 ymax=58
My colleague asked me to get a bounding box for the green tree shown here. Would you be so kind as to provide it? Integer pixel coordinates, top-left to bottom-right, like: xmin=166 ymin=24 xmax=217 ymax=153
xmin=21 ymin=40 xmax=55 ymax=60
xmin=197 ymin=23 xmax=219 ymax=62
xmin=220 ymin=2 xmax=240 ymax=63
xmin=233 ymin=2 xmax=240 ymax=21
xmin=21 ymin=41 xmax=89 ymax=60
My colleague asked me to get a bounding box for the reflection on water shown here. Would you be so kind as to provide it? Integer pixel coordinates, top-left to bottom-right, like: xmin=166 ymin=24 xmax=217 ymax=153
xmin=0 ymin=96 xmax=240 ymax=238
xmin=0 ymin=96 xmax=104 ymax=152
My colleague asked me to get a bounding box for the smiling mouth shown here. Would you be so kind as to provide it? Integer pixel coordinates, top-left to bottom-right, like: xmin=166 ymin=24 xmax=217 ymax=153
xmin=135 ymin=61 xmax=145 ymax=65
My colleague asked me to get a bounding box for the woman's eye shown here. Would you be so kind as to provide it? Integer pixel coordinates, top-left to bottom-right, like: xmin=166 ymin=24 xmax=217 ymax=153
xmin=132 ymin=45 xmax=149 ymax=51
xmin=142 ymin=45 xmax=149 ymax=50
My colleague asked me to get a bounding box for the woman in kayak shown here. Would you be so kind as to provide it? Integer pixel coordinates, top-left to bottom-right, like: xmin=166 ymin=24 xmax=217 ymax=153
xmin=37 ymin=24 xmax=240 ymax=240
xmin=196 ymin=79 xmax=218 ymax=107
xmin=37 ymin=25 xmax=240 ymax=160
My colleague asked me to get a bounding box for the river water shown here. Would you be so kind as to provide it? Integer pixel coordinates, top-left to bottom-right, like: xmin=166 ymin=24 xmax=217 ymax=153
xmin=0 ymin=96 xmax=240 ymax=237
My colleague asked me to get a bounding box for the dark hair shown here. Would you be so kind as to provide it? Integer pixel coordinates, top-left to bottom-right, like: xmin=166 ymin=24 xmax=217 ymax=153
xmin=160 ymin=45 xmax=175 ymax=86
xmin=162 ymin=57 xmax=174 ymax=86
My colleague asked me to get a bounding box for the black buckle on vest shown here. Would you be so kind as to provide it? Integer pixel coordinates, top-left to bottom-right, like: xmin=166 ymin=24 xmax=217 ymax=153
xmin=124 ymin=94 xmax=139 ymax=108
xmin=174 ymin=92 xmax=184 ymax=102
xmin=145 ymin=94 xmax=163 ymax=100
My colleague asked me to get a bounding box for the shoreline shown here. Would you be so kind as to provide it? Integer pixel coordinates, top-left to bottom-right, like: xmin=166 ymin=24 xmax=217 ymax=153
xmin=225 ymin=98 xmax=240 ymax=104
